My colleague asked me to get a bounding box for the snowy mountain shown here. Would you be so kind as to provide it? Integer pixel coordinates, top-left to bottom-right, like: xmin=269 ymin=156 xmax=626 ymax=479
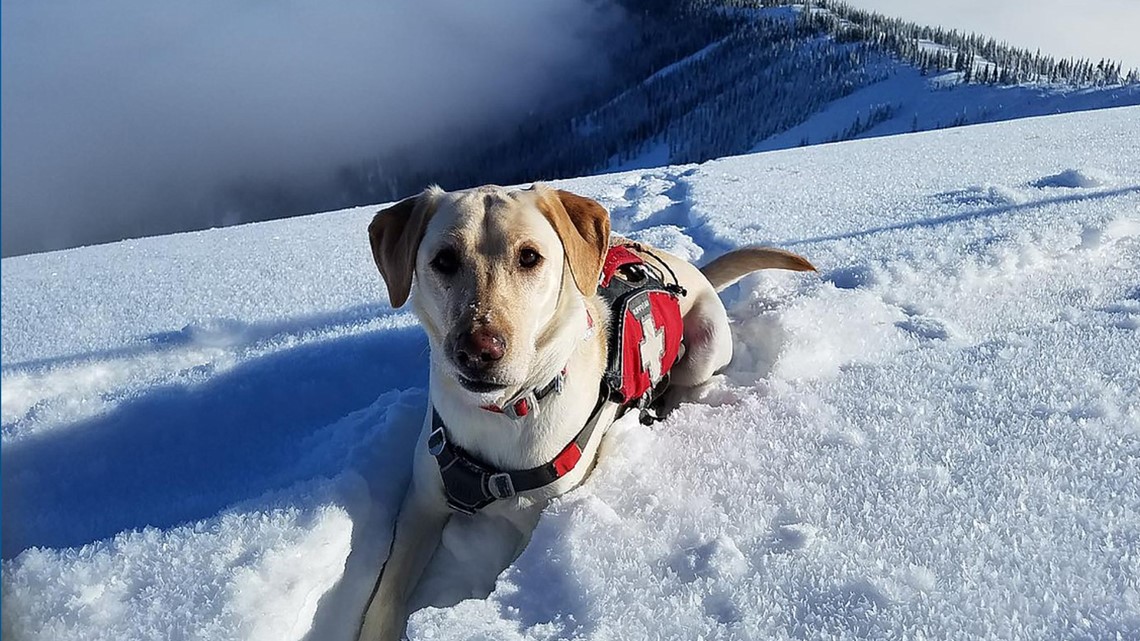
xmin=4 ymin=106 xmax=1139 ymax=640
xmin=331 ymin=0 xmax=1140 ymax=208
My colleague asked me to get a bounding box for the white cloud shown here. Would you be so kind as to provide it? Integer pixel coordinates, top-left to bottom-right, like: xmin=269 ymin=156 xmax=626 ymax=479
xmin=844 ymin=0 xmax=1140 ymax=71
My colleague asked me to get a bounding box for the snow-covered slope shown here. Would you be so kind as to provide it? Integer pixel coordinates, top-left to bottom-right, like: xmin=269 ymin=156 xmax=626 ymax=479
xmin=753 ymin=66 xmax=1140 ymax=152
xmin=609 ymin=62 xmax=1140 ymax=175
xmin=4 ymin=106 xmax=1139 ymax=640
xmin=596 ymin=4 xmax=1140 ymax=174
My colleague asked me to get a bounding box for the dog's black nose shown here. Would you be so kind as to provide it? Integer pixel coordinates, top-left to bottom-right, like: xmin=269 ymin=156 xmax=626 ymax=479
xmin=456 ymin=328 xmax=505 ymax=366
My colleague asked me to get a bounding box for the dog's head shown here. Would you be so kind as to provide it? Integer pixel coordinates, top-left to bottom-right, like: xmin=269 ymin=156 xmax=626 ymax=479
xmin=369 ymin=184 xmax=610 ymax=400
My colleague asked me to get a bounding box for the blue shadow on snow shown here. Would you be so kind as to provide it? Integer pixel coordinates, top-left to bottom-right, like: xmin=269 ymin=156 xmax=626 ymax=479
xmin=1 ymin=316 xmax=429 ymax=559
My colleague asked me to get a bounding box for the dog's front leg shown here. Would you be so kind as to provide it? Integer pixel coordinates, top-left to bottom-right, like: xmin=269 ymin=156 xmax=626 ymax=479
xmin=358 ymin=449 xmax=450 ymax=641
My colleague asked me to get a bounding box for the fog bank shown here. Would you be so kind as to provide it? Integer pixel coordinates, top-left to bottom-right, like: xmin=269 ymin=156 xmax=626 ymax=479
xmin=1 ymin=0 xmax=618 ymax=256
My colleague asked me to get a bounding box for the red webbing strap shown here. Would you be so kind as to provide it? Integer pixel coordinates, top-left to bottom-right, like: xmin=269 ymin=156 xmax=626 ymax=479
xmin=600 ymin=245 xmax=644 ymax=287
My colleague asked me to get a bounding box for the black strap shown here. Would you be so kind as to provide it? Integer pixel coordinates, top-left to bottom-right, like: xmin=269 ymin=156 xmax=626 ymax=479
xmin=429 ymin=394 xmax=608 ymax=514
xmin=491 ymin=369 xmax=566 ymax=419
xmin=533 ymin=374 xmax=563 ymax=402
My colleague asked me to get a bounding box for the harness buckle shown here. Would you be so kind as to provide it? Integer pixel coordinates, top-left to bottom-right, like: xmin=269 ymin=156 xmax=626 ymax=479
xmin=502 ymin=391 xmax=538 ymax=420
xmin=619 ymin=262 xmax=648 ymax=282
xmin=487 ymin=473 xmax=516 ymax=499
xmin=427 ymin=425 xmax=446 ymax=457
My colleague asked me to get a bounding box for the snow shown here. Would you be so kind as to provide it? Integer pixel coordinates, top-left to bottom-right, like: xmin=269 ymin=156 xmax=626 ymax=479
xmin=4 ymin=106 xmax=1140 ymax=640
xmin=3 ymin=482 xmax=354 ymax=641
xmin=753 ymin=66 xmax=1140 ymax=152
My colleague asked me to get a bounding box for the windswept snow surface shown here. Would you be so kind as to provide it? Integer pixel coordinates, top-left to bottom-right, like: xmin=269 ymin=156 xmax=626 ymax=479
xmin=4 ymin=106 xmax=1140 ymax=640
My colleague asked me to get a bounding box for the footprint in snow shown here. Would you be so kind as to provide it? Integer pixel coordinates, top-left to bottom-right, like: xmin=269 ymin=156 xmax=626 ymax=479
xmin=895 ymin=315 xmax=951 ymax=342
xmin=668 ymin=535 xmax=750 ymax=583
xmin=823 ymin=264 xmax=877 ymax=290
xmin=1079 ymin=215 xmax=1140 ymax=251
xmin=769 ymin=522 xmax=818 ymax=554
xmin=767 ymin=507 xmax=818 ymax=555
xmin=892 ymin=303 xmax=953 ymax=343
xmin=609 ymin=171 xmax=694 ymax=232
xmin=791 ymin=579 xmax=890 ymax=638
xmin=703 ymin=589 xmax=743 ymax=624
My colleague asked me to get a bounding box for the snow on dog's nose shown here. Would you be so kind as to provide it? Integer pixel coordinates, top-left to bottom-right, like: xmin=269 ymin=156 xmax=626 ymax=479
xmin=450 ymin=326 xmax=510 ymax=393
xmin=455 ymin=327 xmax=506 ymax=366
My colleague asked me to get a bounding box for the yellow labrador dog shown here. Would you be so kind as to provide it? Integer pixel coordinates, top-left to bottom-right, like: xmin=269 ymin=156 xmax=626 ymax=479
xmin=358 ymin=184 xmax=814 ymax=640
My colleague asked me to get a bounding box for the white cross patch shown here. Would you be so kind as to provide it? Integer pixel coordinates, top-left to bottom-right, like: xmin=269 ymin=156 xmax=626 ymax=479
xmin=639 ymin=313 xmax=665 ymax=383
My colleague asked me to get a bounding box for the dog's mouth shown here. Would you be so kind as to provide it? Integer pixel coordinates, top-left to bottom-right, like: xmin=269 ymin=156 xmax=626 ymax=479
xmin=456 ymin=375 xmax=509 ymax=394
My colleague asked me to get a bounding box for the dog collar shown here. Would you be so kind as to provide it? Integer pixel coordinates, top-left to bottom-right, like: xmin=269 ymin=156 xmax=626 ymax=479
xmin=428 ymin=396 xmax=607 ymax=514
xmin=479 ymin=308 xmax=595 ymax=419
xmin=479 ymin=369 xmax=566 ymax=419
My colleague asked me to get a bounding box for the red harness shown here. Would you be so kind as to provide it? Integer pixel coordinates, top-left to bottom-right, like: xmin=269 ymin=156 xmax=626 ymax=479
xmin=597 ymin=244 xmax=686 ymax=407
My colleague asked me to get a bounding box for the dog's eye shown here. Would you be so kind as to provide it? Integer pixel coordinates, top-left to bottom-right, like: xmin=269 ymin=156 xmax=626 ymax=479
xmin=519 ymin=247 xmax=542 ymax=269
xmin=431 ymin=247 xmax=460 ymax=275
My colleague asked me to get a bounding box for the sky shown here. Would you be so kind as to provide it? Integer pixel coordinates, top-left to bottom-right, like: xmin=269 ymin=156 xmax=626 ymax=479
xmin=0 ymin=0 xmax=618 ymax=257
xmin=845 ymin=0 xmax=1140 ymax=71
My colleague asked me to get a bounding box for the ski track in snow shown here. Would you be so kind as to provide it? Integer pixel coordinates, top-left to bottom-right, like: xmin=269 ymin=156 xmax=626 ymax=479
xmin=4 ymin=107 xmax=1140 ymax=641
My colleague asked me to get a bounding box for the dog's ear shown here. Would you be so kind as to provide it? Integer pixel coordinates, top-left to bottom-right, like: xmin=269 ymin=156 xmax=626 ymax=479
xmin=535 ymin=187 xmax=611 ymax=297
xmin=368 ymin=189 xmax=440 ymax=308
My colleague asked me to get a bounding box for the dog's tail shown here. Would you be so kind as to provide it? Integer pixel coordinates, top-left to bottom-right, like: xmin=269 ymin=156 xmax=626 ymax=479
xmin=699 ymin=246 xmax=817 ymax=292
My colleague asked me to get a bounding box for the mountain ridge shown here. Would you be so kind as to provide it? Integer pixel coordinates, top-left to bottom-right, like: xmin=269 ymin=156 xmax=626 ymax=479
xmin=290 ymin=0 xmax=1140 ymax=225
